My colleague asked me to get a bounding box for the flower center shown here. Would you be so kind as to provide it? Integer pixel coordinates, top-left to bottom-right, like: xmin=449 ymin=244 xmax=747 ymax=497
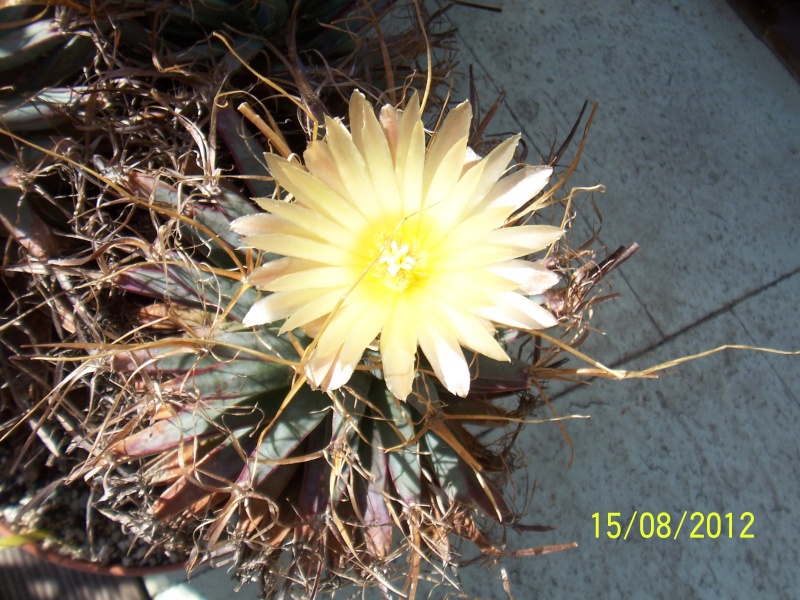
xmin=380 ymin=240 xmax=416 ymax=276
xmin=374 ymin=234 xmax=426 ymax=291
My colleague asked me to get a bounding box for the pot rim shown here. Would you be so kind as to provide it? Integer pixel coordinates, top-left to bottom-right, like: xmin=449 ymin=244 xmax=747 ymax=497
xmin=0 ymin=519 xmax=186 ymax=577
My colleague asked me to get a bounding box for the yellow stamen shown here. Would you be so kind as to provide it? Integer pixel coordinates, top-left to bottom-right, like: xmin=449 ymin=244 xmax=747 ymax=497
xmin=374 ymin=234 xmax=425 ymax=291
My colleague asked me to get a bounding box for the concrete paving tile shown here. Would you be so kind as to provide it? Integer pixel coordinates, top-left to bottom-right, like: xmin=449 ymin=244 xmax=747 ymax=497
xmin=732 ymin=270 xmax=800 ymax=401
xmin=444 ymin=49 xmax=521 ymax=141
xmin=455 ymin=309 xmax=800 ymax=599
xmin=144 ymin=566 xmax=260 ymax=600
xmin=438 ymin=0 xmax=800 ymax=338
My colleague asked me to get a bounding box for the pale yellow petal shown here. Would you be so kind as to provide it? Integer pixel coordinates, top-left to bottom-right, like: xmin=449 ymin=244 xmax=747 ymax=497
xmin=324 ymin=115 xmax=385 ymax=225
xmin=280 ymin=287 xmax=349 ymax=333
xmin=421 ymin=136 xmax=519 ymax=239
xmin=394 ymin=93 xmax=424 ymax=216
xmin=427 ymin=206 xmax=514 ymax=259
xmin=431 ymin=243 xmax=528 ymax=270
xmin=424 ymin=267 xmax=517 ymax=302
xmin=460 ymin=134 xmax=520 ymax=215
xmin=418 ymin=156 xmax=488 ymax=244
xmin=462 ymin=146 xmax=481 ymax=172
xmin=313 ymin=283 xmax=392 ymax=359
xmin=256 ymin=198 xmax=353 ymax=247
xmin=309 ymin=313 xmax=392 ymax=394
xmin=339 ymin=316 xmax=386 ymax=367
xmin=237 ymin=210 xmax=338 ymax=250
xmin=306 ymin=281 xmax=393 ymax=391
xmin=487 ymin=259 xmax=560 ymax=295
xmin=439 ymin=304 xmax=508 ymax=363
xmin=246 ymin=257 xmax=318 ymax=289
xmin=378 ymin=103 xmax=400 ymax=161
xmin=426 ymin=101 xmax=471 ymax=168
xmin=242 ymin=296 xmax=276 ymax=327
xmin=302 ymin=141 xmax=350 ymax=199
xmin=242 ymin=289 xmax=323 ymax=327
xmin=478 ymin=165 xmax=552 ymax=212
xmin=476 ymin=291 xmax=557 ymax=330
xmin=349 ymin=90 xmax=369 ymax=158
xmin=230 ymin=213 xmax=280 ymax=236
xmin=426 ymin=101 xmax=472 ymax=162
xmin=423 ymin=100 xmax=471 ymax=204
xmin=237 ymin=216 xmax=316 ymax=247
xmin=300 ymin=314 xmax=327 ymax=338
xmin=244 ymin=233 xmax=356 ymax=266
xmin=236 ymin=211 xmax=357 ymax=253
xmin=266 ymin=266 xmax=359 ymax=292
xmin=358 ymin=95 xmax=404 ymax=220
xmin=423 ymin=135 xmax=470 ymax=211
xmin=485 ymin=224 xmax=564 ymax=254
xmin=418 ymin=320 xmax=471 ymax=397
xmin=265 ymin=154 xmax=368 ymax=231
xmin=380 ymin=296 xmax=418 ymax=401
xmin=305 ymin=345 xmax=354 ymax=392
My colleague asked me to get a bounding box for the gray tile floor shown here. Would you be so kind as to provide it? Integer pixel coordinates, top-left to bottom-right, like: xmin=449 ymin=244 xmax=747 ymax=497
xmin=146 ymin=0 xmax=800 ymax=597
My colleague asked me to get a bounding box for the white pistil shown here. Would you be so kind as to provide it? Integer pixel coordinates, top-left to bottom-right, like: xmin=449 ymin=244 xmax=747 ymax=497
xmin=380 ymin=240 xmax=416 ymax=277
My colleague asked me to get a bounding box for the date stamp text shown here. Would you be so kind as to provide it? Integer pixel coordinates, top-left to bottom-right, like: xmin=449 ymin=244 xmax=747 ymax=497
xmin=592 ymin=511 xmax=755 ymax=540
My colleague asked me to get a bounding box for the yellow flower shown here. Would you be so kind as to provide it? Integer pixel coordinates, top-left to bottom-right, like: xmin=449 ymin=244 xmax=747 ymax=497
xmin=232 ymin=91 xmax=563 ymax=400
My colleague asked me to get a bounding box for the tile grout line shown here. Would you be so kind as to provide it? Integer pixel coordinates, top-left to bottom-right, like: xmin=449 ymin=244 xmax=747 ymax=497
xmin=606 ymin=265 xmax=800 ymax=370
xmin=730 ymin=291 xmax=800 ymax=406
xmin=549 ymin=265 xmax=800 ymax=402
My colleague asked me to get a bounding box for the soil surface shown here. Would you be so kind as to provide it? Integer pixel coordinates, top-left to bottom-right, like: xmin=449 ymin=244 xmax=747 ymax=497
xmin=0 ymin=427 xmax=187 ymax=571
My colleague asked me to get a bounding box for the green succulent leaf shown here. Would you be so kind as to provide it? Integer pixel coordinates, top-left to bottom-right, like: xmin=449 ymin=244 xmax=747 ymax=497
xmin=295 ymin=423 xmax=331 ymax=519
xmin=422 ymin=431 xmax=510 ymax=520
xmin=159 ymin=331 xmax=295 ymax=396
xmin=0 ymin=18 xmax=66 ymax=72
xmin=216 ymin=105 xmax=274 ymax=198
xmin=112 ymin=330 xmax=297 ymax=457
xmin=237 ymin=384 xmax=333 ymax=488
xmin=21 ymin=35 xmax=95 ymax=92
xmin=187 ymin=188 xmax=263 ymax=268
xmin=113 ymin=398 xmax=257 ymax=458
xmin=151 ymin=429 xmax=258 ymax=520
xmin=422 ymin=431 xmax=465 ymax=503
xmin=0 ymin=89 xmax=81 ymax=132
xmin=126 ymin=170 xmax=261 ymax=268
xmin=358 ymin=412 xmax=393 ymax=557
xmin=116 ymin=330 xmax=296 ymax=376
xmin=178 ymin=32 xmax=268 ymax=66
xmin=116 ymin=263 xmax=258 ymax=322
xmin=161 ymin=0 xmax=288 ymax=32
xmin=0 ymin=185 xmax=56 ymax=258
xmin=468 ymin=351 xmax=533 ymax=394
xmin=371 ymin=382 xmax=422 ymax=506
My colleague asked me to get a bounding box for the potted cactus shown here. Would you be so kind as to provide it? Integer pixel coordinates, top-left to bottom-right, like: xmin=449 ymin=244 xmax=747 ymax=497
xmin=1 ymin=0 xmax=632 ymax=595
